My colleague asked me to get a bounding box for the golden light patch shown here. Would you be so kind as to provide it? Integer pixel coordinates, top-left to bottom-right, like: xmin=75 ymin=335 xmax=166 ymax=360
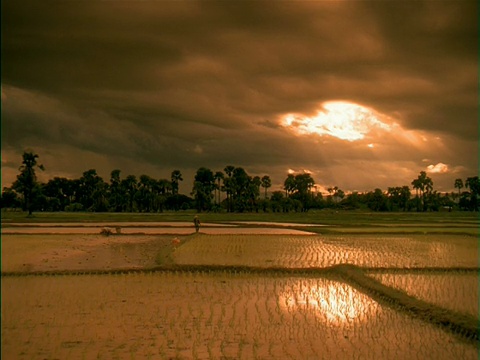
xmin=281 ymin=101 xmax=391 ymax=141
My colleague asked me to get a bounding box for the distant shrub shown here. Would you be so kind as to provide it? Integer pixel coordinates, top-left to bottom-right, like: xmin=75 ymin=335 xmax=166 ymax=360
xmin=64 ymin=203 xmax=84 ymax=212
xmin=100 ymin=227 xmax=113 ymax=236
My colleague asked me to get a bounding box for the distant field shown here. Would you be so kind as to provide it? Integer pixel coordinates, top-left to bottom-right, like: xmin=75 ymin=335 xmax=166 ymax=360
xmin=172 ymin=234 xmax=478 ymax=269
xmin=4 ymin=233 xmax=476 ymax=273
xmin=2 ymin=210 xmax=478 ymax=236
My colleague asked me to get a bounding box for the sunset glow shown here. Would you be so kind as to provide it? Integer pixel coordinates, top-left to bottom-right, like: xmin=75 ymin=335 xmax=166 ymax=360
xmin=281 ymin=101 xmax=391 ymax=141
xmin=1 ymin=1 xmax=476 ymax=193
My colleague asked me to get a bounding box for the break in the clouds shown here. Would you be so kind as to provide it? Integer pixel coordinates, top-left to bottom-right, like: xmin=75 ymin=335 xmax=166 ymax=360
xmin=1 ymin=0 xmax=477 ymax=193
xmin=280 ymin=101 xmax=392 ymax=141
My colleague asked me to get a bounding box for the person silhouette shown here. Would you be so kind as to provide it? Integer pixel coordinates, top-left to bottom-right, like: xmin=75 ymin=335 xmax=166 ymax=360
xmin=193 ymin=215 xmax=201 ymax=233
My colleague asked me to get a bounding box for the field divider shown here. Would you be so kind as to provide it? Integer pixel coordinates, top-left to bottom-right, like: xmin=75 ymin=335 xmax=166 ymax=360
xmin=2 ymin=264 xmax=478 ymax=277
xmin=0 ymin=264 xmax=344 ymax=277
xmin=334 ymin=264 xmax=480 ymax=346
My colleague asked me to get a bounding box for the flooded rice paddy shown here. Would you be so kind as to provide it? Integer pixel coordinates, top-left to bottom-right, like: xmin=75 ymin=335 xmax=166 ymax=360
xmin=1 ymin=222 xmax=479 ymax=359
xmin=2 ymin=273 xmax=477 ymax=360
xmin=173 ymin=234 xmax=477 ymax=268
xmin=369 ymin=272 xmax=478 ymax=317
xmin=1 ymin=222 xmax=316 ymax=235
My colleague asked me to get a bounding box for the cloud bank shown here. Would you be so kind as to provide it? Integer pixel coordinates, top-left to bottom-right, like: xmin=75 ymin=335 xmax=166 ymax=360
xmin=1 ymin=0 xmax=477 ymax=193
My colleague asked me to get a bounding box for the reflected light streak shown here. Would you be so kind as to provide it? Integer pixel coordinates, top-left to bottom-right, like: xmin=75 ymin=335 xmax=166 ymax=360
xmin=280 ymin=280 xmax=379 ymax=326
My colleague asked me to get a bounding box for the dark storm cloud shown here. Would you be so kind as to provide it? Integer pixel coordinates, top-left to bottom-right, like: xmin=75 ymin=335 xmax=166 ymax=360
xmin=1 ymin=0 xmax=477 ymax=192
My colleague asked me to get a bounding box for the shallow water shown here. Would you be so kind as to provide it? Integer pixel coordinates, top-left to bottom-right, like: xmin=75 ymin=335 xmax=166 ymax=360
xmin=173 ymin=234 xmax=478 ymax=268
xmin=1 ymin=225 xmax=315 ymax=235
xmin=370 ymin=273 xmax=479 ymax=317
xmin=2 ymin=273 xmax=477 ymax=360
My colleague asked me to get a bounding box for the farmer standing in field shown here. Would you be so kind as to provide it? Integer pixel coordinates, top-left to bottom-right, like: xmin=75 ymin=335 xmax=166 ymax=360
xmin=193 ymin=215 xmax=201 ymax=233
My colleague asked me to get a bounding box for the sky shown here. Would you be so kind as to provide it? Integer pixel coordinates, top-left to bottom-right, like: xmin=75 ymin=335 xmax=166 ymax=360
xmin=1 ymin=0 xmax=478 ymax=195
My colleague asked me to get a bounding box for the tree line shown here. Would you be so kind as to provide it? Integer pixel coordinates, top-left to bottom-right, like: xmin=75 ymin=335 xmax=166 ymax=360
xmin=1 ymin=151 xmax=479 ymax=214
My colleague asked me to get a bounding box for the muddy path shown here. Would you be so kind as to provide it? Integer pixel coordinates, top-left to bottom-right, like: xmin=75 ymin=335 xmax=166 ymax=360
xmin=1 ymin=234 xmax=177 ymax=273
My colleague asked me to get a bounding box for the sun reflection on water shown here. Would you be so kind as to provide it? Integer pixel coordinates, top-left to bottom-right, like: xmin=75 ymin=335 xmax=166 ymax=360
xmin=280 ymin=279 xmax=380 ymax=326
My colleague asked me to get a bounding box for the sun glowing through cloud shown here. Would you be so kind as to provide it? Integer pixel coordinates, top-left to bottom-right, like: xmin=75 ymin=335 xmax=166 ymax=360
xmin=281 ymin=101 xmax=392 ymax=141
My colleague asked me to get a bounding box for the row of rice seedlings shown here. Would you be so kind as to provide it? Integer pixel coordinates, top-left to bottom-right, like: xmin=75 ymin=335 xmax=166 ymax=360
xmin=369 ymin=272 xmax=479 ymax=317
xmin=3 ymin=272 xmax=478 ymax=359
xmin=172 ymin=234 xmax=478 ymax=270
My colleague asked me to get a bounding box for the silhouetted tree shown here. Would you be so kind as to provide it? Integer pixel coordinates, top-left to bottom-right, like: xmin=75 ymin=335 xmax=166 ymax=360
xmin=387 ymin=186 xmax=411 ymax=211
xmin=411 ymin=171 xmax=433 ymax=211
xmin=1 ymin=187 xmax=21 ymax=209
xmin=261 ymin=175 xmax=272 ymax=200
xmin=121 ymin=175 xmax=138 ymax=212
xmin=171 ymin=170 xmax=183 ymax=195
xmin=12 ymin=151 xmax=45 ymax=215
xmin=465 ymin=176 xmax=480 ymax=211
xmin=214 ymin=171 xmax=224 ymax=206
xmin=108 ymin=169 xmax=123 ymax=212
xmin=43 ymin=177 xmax=73 ymax=211
xmin=223 ymin=165 xmax=235 ymax=212
xmin=454 ymin=178 xmax=464 ymax=198
xmin=366 ymin=188 xmax=388 ymax=211
xmin=231 ymin=167 xmax=250 ymax=212
xmin=191 ymin=167 xmax=215 ymax=212
xmin=284 ymin=174 xmax=296 ymax=197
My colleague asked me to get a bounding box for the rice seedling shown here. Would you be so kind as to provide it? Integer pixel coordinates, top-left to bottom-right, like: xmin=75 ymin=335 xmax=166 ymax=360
xmin=369 ymin=272 xmax=478 ymax=317
xmin=2 ymin=221 xmax=478 ymax=359
xmin=3 ymin=272 xmax=477 ymax=359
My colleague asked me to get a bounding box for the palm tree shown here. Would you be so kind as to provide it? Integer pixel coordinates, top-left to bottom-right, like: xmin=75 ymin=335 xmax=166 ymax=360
xmin=214 ymin=171 xmax=224 ymax=206
xmin=284 ymin=174 xmax=295 ymax=197
xmin=171 ymin=170 xmax=183 ymax=195
xmin=76 ymin=169 xmax=107 ymax=211
xmin=13 ymin=151 xmax=45 ymax=215
xmin=454 ymin=178 xmax=463 ymax=198
xmin=248 ymin=176 xmax=261 ymax=211
xmin=261 ymin=175 xmax=271 ymax=199
xmin=411 ymin=171 xmax=433 ymax=211
xmin=192 ymin=167 xmax=215 ymax=212
xmin=121 ymin=175 xmax=138 ymax=212
xmin=224 ymin=165 xmax=235 ymax=178
xmin=231 ymin=167 xmax=250 ymax=212
xmin=465 ymin=176 xmax=480 ymax=211
xmin=109 ymin=169 xmax=122 ymax=212
xmin=138 ymin=175 xmax=154 ymax=212
xmin=157 ymin=179 xmax=172 ymax=195
xmin=223 ymin=166 xmax=235 ymax=212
